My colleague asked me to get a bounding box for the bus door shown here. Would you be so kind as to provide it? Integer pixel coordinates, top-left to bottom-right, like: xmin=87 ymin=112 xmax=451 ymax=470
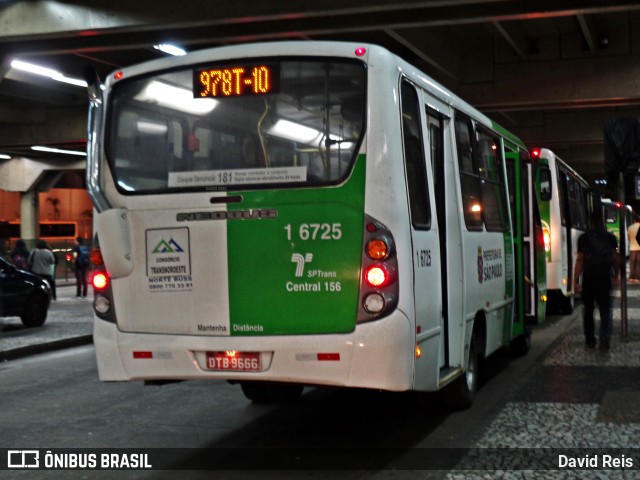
xmin=557 ymin=169 xmax=571 ymax=295
xmin=509 ymin=152 xmax=546 ymax=325
xmin=528 ymin=164 xmax=547 ymax=324
xmin=400 ymin=80 xmax=445 ymax=391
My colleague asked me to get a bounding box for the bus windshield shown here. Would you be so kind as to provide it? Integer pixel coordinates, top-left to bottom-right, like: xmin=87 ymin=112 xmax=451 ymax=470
xmin=107 ymin=58 xmax=365 ymax=194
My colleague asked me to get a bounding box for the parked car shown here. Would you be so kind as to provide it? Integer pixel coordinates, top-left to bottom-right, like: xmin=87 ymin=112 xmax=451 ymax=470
xmin=0 ymin=256 xmax=52 ymax=327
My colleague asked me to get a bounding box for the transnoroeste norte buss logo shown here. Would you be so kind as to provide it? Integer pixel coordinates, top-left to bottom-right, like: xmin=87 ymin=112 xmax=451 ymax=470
xmin=152 ymin=238 xmax=184 ymax=254
xmin=145 ymin=228 xmax=191 ymax=286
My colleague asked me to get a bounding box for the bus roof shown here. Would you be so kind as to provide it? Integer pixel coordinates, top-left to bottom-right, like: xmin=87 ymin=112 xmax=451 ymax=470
xmin=104 ymin=40 xmax=523 ymax=147
xmin=490 ymin=122 xmax=527 ymax=150
xmin=534 ymin=147 xmax=589 ymax=186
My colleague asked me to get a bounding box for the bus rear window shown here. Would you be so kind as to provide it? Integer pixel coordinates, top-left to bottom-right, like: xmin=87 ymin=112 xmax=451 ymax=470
xmin=107 ymin=59 xmax=365 ymax=193
xmin=604 ymin=204 xmax=618 ymax=224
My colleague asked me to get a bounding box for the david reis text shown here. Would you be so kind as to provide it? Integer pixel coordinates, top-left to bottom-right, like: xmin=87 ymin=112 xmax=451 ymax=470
xmin=559 ymin=454 xmax=633 ymax=469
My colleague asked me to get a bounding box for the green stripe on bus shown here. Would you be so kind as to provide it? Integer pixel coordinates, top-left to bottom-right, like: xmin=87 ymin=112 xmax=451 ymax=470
xmin=226 ymin=155 xmax=366 ymax=335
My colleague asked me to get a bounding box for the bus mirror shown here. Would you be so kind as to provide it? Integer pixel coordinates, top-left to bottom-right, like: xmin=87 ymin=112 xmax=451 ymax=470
xmin=84 ymin=65 xmax=103 ymax=104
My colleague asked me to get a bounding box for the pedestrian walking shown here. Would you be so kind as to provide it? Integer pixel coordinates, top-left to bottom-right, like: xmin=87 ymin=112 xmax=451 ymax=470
xmin=28 ymin=239 xmax=57 ymax=300
xmin=573 ymin=210 xmax=620 ymax=351
xmin=72 ymin=236 xmax=90 ymax=298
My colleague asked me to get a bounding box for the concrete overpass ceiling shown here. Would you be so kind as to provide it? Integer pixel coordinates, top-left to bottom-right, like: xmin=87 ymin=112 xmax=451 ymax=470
xmin=1 ymin=0 xmax=639 ymax=185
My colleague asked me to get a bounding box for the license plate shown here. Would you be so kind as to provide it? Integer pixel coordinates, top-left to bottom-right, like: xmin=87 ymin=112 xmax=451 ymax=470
xmin=206 ymin=351 xmax=261 ymax=371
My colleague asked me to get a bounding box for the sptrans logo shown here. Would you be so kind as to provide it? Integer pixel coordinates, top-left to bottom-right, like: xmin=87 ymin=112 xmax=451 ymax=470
xmin=291 ymin=253 xmax=313 ymax=277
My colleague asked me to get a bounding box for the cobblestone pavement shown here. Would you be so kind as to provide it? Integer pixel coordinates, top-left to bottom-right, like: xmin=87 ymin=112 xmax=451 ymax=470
xmin=447 ymin=282 xmax=640 ymax=479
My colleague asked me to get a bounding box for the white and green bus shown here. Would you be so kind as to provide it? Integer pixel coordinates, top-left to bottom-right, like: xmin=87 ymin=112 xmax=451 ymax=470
xmin=86 ymin=41 xmax=540 ymax=408
xmin=532 ymin=147 xmax=593 ymax=314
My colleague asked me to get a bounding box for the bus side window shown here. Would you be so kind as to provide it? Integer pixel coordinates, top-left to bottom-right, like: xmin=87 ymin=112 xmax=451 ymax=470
xmin=477 ymin=129 xmax=509 ymax=232
xmin=426 ymin=110 xmax=443 ymax=202
xmin=538 ymin=166 xmax=552 ymax=201
xmin=454 ymin=116 xmax=483 ymax=231
xmin=558 ymin=170 xmax=568 ymax=227
xmin=568 ymin=178 xmax=587 ymax=230
xmin=400 ymin=81 xmax=430 ymax=229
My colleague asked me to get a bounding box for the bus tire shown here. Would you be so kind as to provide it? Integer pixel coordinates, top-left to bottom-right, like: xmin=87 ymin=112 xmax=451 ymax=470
xmin=559 ymin=294 xmax=574 ymax=315
xmin=549 ymin=290 xmax=573 ymax=315
xmin=20 ymin=293 xmax=49 ymax=328
xmin=510 ymin=330 xmax=531 ymax=357
xmin=240 ymin=382 xmax=272 ymax=403
xmin=441 ymin=334 xmax=478 ymax=410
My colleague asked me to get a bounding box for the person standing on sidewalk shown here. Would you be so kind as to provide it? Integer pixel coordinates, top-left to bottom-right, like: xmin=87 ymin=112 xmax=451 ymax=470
xmin=628 ymin=217 xmax=640 ymax=283
xmin=28 ymin=239 xmax=57 ymax=300
xmin=10 ymin=239 xmax=30 ymax=270
xmin=573 ymin=211 xmax=620 ymax=351
xmin=72 ymin=236 xmax=90 ymax=298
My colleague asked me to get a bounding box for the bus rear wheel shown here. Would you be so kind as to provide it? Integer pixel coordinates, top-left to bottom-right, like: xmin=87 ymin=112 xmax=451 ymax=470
xmin=440 ymin=334 xmax=478 ymax=410
xmin=510 ymin=329 xmax=531 ymax=357
xmin=549 ymin=290 xmax=574 ymax=315
xmin=558 ymin=294 xmax=574 ymax=315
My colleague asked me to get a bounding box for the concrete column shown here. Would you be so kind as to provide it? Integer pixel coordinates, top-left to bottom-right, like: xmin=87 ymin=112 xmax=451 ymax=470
xmin=20 ymin=190 xmax=38 ymax=248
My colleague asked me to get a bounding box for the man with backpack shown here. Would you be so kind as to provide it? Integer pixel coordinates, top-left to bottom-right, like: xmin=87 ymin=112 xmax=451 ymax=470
xmin=11 ymin=239 xmax=30 ymax=270
xmin=73 ymin=236 xmax=90 ymax=298
xmin=573 ymin=210 xmax=620 ymax=351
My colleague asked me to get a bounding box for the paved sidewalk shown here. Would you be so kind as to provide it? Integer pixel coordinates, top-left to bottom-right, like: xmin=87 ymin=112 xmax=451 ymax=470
xmin=445 ymin=282 xmax=640 ymax=478
xmin=0 ymin=283 xmax=93 ymax=360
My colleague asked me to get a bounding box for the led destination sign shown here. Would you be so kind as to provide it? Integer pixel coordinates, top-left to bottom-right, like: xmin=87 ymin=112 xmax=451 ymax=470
xmin=194 ymin=64 xmax=279 ymax=98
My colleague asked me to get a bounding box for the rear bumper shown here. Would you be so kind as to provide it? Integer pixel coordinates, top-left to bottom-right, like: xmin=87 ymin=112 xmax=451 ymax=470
xmin=94 ymin=310 xmax=414 ymax=391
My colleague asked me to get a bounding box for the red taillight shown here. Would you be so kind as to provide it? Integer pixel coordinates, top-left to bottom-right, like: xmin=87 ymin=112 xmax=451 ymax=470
xmin=359 ymin=215 xmax=399 ymax=322
xmin=114 ymin=71 xmax=123 ymax=80
xmin=531 ymin=148 xmax=540 ymax=158
xmin=365 ymin=265 xmax=388 ymax=287
xmin=65 ymin=253 xmax=73 ymax=262
xmin=355 ymin=47 xmax=366 ymax=57
xmin=92 ymin=272 xmax=108 ymax=290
